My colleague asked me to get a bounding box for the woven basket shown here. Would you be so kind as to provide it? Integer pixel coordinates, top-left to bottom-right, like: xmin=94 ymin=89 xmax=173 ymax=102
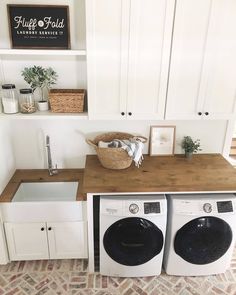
xmin=86 ymin=132 xmax=147 ymax=170
xmin=49 ymin=89 xmax=85 ymax=113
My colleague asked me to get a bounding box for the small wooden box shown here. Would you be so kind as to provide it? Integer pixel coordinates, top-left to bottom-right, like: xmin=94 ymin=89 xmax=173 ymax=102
xmin=49 ymin=89 xmax=85 ymax=113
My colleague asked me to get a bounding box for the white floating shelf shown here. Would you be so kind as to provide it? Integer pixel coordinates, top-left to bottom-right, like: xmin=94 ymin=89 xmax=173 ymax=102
xmin=0 ymin=49 xmax=86 ymax=56
xmin=0 ymin=111 xmax=88 ymax=120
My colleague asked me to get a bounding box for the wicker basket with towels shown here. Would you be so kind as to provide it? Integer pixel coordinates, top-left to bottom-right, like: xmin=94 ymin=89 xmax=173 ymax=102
xmin=86 ymin=132 xmax=147 ymax=170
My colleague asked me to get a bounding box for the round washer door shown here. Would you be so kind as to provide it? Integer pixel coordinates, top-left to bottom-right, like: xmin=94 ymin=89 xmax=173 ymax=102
xmin=103 ymin=217 xmax=163 ymax=266
xmin=174 ymin=216 xmax=232 ymax=265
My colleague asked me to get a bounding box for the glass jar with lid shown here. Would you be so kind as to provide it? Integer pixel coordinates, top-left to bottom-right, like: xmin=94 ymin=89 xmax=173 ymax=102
xmin=19 ymin=88 xmax=36 ymax=114
xmin=1 ymin=84 xmax=19 ymax=114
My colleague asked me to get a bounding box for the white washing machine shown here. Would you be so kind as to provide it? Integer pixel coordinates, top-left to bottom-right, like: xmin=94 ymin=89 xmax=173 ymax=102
xmin=100 ymin=195 xmax=167 ymax=277
xmin=163 ymin=193 xmax=236 ymax=276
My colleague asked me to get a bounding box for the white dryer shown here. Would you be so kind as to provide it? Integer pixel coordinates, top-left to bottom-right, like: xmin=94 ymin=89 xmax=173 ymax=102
xmin=100 ymin=195 xmax=167 ymax=277
xmin=163 ymin=194 xmax=236 ymax=276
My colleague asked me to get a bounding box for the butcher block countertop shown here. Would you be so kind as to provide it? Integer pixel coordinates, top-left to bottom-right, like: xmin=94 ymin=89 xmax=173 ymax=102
xmin=0 ymin=169 xmax=85 ymax=202
xmin=83 ymin=154 xmax=236 ymax=194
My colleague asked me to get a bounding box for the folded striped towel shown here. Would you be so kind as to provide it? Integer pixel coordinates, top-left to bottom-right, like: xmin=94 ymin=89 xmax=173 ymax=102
xmin=98 ymin=138 xmax=144 ymax=167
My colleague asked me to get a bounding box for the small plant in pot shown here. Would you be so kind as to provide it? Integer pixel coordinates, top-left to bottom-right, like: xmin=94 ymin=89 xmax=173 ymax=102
xmin=21 ymin=66 xmax=58 ymax=111
xmin=181 ymin=136 xmax=201 ymax=158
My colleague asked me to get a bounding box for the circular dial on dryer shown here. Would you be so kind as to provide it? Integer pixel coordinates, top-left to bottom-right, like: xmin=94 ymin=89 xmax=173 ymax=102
xmin=129 ymin=203 xmax=139 ymax=214
xmin=203 ymin=203 xmax=212 ymax=213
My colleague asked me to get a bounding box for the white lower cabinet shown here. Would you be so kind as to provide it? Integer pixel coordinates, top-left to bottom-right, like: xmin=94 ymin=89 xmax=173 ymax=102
xmin=5 ymin=221 xmax=88 ymax=261
xmin=47 ymin=221 xmax=88 ymax=259
xmin=5 ymin=222 xmax=49 ymax=261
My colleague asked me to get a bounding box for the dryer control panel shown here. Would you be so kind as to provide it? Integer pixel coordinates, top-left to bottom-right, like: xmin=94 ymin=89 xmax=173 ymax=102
xmin=171 ymin=193 xmax=236 ymax=215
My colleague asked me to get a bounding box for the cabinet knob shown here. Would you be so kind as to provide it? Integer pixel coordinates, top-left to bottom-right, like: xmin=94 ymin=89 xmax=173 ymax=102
xmin=198 ymin=112 xmax=202 ymax=116
xmin=121 ymin=112 xmax=125 ymax=116
xmin=128 ymin=112 xmax=132 ymax=116
xmin=41 ymin=227 xmax=44 ymax=231
xmin=205 ymin=112 xmax=209 ymax=116
xmin=48 ymin=227 xmax=52 ymax=231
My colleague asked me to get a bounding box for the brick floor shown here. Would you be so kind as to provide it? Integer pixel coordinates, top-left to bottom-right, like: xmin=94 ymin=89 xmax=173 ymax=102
xmin=0 ymin=248 xmax=236 ymax=295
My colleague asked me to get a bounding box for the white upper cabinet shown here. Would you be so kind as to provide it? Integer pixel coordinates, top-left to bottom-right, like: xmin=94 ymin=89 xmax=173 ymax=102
xmin=86 ymin=0 xmax=128 ymax=120
xmin=165 ymin=0 xmax=236 ymax=120
xmin=127 ymin=0 xmax=175 ymax=120
xmin=86 ymin=0 xmax=175 ymax=120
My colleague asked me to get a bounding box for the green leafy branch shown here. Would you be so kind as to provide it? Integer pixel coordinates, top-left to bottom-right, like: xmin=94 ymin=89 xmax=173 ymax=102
xmin=21 ymin=65 xmax=58 ymax=92
xmin=181 ymin=136 xmax=201 ymax=153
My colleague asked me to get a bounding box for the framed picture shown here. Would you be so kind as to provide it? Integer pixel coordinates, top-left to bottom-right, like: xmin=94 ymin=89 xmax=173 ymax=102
xmin=149 ymin=125 xmax=176 ymax=156
xmin=7 ymin=4 xmax=71 ymax=49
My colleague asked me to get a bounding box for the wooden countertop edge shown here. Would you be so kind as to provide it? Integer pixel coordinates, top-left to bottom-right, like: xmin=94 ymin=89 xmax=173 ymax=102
xmin=0 ymin=168 xmax=86 ymax=202
xmin=83 ymin=154 xmax=236 ymax=193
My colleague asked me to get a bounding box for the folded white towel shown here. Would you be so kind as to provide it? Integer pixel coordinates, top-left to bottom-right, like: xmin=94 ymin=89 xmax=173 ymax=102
xmin=98 ymin=138 xmax=145 ymax=167
xmin=113 ymin=138 xmax=144 ymax=167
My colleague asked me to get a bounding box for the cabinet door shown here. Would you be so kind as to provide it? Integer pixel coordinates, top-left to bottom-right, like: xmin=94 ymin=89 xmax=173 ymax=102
xmin=165 ymin=0 xmax=212 ymax=120
xmin=201 ymin=0 xmax=236 ymax=119
xmin=127 ymin=0 xmax=175 ymax=120
xmin=166 ymin=0 xmax=236 ymax=120
xmin=86 ymin=0 xmax=130 ymax=120
xmin=5 ymin=222 xmax=49 ymax=261
xmin=47 ymin=222 xmax=88 ymax=259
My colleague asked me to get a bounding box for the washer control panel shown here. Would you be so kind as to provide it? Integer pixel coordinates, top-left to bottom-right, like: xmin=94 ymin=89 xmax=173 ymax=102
xmin=129 ymin=203 xmax=139 ymax=214
xmin=217 ymin=201 xmax=233 ymax=213
xmin=203 ymin=203 xmax=212 ymax=213
xmin=100 ymin=195 xmax=166 ymax=216
xmin=144 ymin=202 xmax=160 ymax=214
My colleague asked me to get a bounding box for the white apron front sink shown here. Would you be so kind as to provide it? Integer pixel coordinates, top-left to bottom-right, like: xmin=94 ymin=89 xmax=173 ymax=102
xmin=12 ymin=182 xmax=79 ymax=202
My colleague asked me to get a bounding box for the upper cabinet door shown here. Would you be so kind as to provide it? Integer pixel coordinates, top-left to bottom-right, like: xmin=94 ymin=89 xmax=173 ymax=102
xmin=166 ymin=0 xmax=236 ymax=120
xmin=165 ymin=0 xmax=212 ymax=120
xmin=127 ymin=0 xmax=175 ymax=120
xmin=201 ymin=0 xmax=236 ymax=119
xmin=86 ymin=0 xmax=130 ymax=120
xmin=86 ymin=0 xmax=175 ymax=120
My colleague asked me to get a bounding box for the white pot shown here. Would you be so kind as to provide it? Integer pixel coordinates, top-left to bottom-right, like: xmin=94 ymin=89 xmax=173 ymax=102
xmin=37 ymin=101 xmax=49 ymax=111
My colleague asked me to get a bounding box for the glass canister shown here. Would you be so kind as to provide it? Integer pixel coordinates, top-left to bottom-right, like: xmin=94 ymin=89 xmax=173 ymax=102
xmin=1 ymin=84 xmax=19 ymax=114
xmin=19 ymin=88 xmax=36 ymax=114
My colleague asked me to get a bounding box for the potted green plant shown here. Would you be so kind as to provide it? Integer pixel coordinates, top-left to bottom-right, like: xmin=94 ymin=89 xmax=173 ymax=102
xmin=181 ymin=136 xmax=201 ymax=158
xmin=21 ymin=65 xmax=58 ymax=111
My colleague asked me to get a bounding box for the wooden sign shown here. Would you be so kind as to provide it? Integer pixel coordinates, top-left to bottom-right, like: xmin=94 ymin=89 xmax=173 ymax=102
xmin=7 ymin=5 xmax=71 ymax=49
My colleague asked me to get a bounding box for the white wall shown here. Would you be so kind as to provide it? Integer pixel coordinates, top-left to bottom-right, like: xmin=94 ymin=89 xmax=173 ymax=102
xmin=0 ymin=120 xmax=15 ymax=194
xmin=11 ymin=119 xmax=227 ymax=169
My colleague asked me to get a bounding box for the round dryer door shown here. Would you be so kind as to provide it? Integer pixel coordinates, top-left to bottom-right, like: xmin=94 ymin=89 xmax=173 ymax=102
xmin=174 ymin=216 xmax=232 ymax=265
xmin=103 ymin=217 xmax=163 ymax=266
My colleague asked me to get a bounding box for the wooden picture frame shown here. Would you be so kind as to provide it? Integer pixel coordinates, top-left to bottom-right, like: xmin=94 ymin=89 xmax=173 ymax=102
xmin=149 ymin=125 xmax=176 ymax=156
xmin=7 ymin=4 xmax=71 ymax=49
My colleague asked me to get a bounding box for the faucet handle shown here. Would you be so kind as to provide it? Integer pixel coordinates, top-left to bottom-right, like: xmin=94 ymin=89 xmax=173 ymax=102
xmin=53 ymin=164 xmax=58 ymax=175
xmin=46 ymin=135 xmax=50 ymax=146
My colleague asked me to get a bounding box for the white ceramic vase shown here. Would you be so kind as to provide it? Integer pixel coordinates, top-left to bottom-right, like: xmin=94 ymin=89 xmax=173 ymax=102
xmin=37 ymin=101 xmax=49 ymax=111
xmin=35 ymin=87 xmax=49 ymax=111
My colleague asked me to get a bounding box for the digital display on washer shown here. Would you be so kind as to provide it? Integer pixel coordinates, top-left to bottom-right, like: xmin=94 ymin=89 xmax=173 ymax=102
xmin=217 ymin=201 xmax=233 ymax=213
xmin=144 ymin=202 xmax=160 ymax=214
